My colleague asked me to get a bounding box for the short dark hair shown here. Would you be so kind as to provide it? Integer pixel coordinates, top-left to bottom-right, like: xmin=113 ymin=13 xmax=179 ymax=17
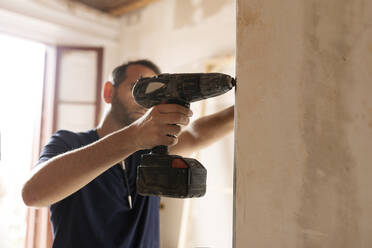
xmin=111 ymin=59 xmax=161 ymax=87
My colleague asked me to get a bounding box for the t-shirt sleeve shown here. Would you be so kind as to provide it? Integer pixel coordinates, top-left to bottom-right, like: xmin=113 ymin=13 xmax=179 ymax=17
xmin=35 ymin=130 xmax=73 ymax=167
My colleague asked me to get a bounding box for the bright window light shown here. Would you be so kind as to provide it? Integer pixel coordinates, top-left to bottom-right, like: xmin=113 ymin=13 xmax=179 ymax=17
xmin=0 ymin=33 xmax=45 ymax=247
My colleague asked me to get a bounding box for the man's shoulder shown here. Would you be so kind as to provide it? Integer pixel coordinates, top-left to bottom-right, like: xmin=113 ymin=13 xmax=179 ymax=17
xmin=37 ymin=129 xmax=98 ymax=165
xmin=53 ymin=129 xmax=96 ymax=138
xmin=51 ymin=129 xmax=98 ymax=146
xmin=52 ymin=129 xmax=79 ymax=140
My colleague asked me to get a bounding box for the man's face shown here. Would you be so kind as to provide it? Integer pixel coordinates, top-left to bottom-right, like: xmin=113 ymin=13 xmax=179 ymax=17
xmin=111 ymin=64 xmax=157 ymax=126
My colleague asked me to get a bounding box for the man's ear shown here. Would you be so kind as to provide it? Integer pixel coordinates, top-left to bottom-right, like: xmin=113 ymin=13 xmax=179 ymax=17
xmin=103 ymin=81 xmax=114 ymax=104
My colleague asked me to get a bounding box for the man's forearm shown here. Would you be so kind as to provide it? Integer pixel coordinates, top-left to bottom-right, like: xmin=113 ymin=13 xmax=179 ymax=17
xmin=170 ymin=105 xmax=234 ymax=156
xmin=22 ymin=126 xmax=139 ymax=207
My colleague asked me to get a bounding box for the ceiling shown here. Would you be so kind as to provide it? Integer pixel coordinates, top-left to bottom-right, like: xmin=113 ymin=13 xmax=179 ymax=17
xmin=69 ymin=0 xmax=158 ymax=16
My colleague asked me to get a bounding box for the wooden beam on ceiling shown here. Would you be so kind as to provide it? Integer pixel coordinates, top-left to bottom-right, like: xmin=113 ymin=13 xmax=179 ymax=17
xmin=109 ymin=0 xmax=159 ymax=16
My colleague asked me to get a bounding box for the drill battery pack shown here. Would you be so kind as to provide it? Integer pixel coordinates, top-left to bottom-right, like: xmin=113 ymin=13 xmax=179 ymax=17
xmin=137 ymin=153 xmax=207 ymax=198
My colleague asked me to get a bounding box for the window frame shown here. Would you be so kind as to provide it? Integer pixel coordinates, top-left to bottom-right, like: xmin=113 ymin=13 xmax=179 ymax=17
xmin=25 ymin=46 xmax=103 ymax=248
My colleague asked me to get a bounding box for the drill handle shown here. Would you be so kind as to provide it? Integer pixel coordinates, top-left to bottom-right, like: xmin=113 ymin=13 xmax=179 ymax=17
xmin=151 ymin=99 xmax=190 ymax=155
xmin=164 ymin=99 xmax=190 ymax=108
xmin=152 ymin=145 xmax=168 ymax=154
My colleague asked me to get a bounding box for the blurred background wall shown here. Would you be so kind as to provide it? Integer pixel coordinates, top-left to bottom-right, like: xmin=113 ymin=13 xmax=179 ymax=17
xmin=0 ymin=0 xmax=235 ymax=247
xmin=116 ymin=1 xmax=235 ymax=247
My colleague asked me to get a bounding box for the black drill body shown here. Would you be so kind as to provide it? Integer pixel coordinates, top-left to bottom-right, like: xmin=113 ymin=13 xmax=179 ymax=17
xmin=133 ymin=73 xmax=235 ymax=198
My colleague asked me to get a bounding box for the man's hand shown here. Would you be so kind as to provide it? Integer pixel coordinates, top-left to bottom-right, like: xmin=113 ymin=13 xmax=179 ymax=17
xmin=129 ymin=104 xmax=193 ymax=149
xmin=169 ymin=105 xmax=234 ymax=156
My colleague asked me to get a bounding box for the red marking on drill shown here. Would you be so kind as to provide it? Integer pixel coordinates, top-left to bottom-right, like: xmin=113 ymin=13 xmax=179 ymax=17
xmin=172 ymin=158 xmax=188 ymax=168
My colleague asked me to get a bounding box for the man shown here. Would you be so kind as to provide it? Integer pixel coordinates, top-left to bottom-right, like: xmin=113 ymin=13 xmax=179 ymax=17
xmin=22 ymin=59 xmax=234 ymax=247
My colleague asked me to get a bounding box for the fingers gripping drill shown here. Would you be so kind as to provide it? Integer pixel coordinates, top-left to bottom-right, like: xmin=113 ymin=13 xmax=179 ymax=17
xmin=133 ymin=73 xmax=235 ymax=198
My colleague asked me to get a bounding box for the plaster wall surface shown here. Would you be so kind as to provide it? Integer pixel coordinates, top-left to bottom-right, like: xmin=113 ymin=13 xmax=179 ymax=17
xmin=236 ymin=0 xmax=372 ymax=247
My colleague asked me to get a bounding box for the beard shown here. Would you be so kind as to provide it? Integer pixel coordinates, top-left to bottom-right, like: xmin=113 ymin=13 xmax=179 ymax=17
xmin=111 ymin=94 xmax=139 ymax=127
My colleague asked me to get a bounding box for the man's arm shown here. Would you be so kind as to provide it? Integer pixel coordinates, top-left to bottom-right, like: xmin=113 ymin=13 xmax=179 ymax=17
xmin=22 ymin=127 xmax=140 ymax=207
xmin=22 ymin=104 xmax=191 ymax=207
xmin=169 ymin=105 xmax=234 ymax=156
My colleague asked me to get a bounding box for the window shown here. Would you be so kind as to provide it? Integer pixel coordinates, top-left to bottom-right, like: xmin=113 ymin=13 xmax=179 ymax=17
xmin=0 ymin=33 xmax=45 ymax=248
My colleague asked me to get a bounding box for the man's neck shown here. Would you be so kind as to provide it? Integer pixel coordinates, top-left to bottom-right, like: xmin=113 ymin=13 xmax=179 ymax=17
xmin=96 ymin=111 xmax=125 ymax=139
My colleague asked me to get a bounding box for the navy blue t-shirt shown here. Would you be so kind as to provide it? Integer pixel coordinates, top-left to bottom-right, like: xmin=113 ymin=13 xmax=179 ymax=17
xmin=37 ymin=129 xmax=160 ymax=248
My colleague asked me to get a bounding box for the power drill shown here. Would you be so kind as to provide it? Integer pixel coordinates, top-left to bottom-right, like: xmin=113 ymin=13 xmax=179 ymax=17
xmin=132 ymin=73 xmax=235 ymax=198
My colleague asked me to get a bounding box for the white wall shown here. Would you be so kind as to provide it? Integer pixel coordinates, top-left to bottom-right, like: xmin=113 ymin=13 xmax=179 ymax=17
xmin=118 ymin=1 xmax=236 ymax=247
xmin=0 ymin=0 xmax=121 ymax=108
xmin=118 ymin=0 xmax=235 ymax=72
